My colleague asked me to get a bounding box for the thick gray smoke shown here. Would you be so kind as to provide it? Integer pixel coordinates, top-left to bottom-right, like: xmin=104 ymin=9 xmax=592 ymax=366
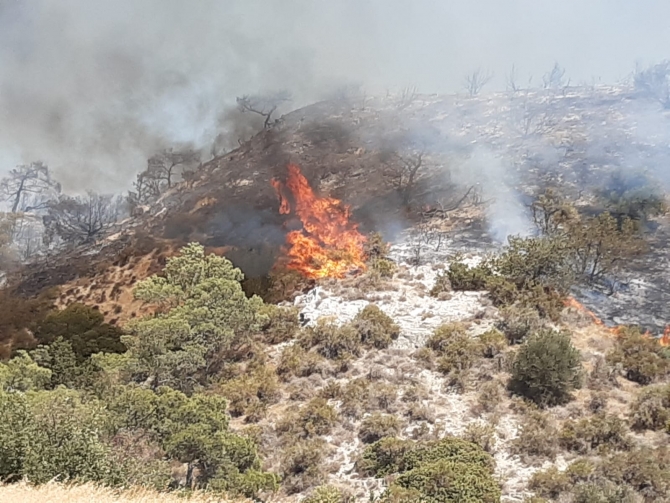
xmin=1 ymin=0 xmax=670 ymax=192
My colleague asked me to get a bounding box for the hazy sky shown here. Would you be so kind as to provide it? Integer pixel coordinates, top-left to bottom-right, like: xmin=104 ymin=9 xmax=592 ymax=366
xmin=0 ymin=0 xmax=668 ymax=192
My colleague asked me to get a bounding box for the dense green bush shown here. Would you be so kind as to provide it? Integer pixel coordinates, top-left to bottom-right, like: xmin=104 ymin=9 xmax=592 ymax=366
xmin=218 ymin=365 xmax=281 ymax=418
xmin=393 ymin=459 xmax=501 ymax=503
xmin=508 ymin=329 xmax=582 ymax=407
xmin=447 ymin=260 xmax=492 ymax=291
xmin=478 ymin=329 xmax=507 ymax=358
xmin=0 ymin=388 xmax=126 ymax=485
xmin=510 ymin=410 xmax=558 ymax=462
xmin=358 ymin=435 xmax=499 ymax=503
xmin=259 ymin=304 xmax=301 ymax=344
xmin=277 ymin=343 xmax=326 ymax=381
xmin=282 ymin=398 xmax=339 ymax=438
xmin=302 ymin=485 xmax=350 ymax=503
xmin=299 ymin=318 xmax=361 ymax=360
xmin=35 ymin=303 xmax=126 ymax=359
xmin=629 ymin=383 xmax=670 ymax=431
xmin=280 ymin=438 xmax=328 ymax=494
xmin=606 ymin=326 xmax=670 ymax=385
xmin=426 ymin=323 xmax=483 ymax=377
xmin=352 ymin=304 xmax=400 ymax=349
xmin=528 ymin=467 xmax=570 ymax=499
xmin=496 ymin=305 xmax=544 ymax=344
xmin=558 ymin=413 xmax=631 ymax=454
xmin=358 ymin=413 xmax=401 ymax=443
xmin=430 ymin=270 xmax=452 ymax=297
xmin=123 ymin=243 xmax=267 ymax=392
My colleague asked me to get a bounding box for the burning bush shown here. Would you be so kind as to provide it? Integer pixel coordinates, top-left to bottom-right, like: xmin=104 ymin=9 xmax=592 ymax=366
xmin=606 ymin=326 xmax=670 ymax=385
xmin=508 ymin=329 xmax=582 ymax=407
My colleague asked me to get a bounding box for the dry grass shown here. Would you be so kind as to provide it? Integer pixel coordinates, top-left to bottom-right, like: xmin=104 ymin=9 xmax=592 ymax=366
xmin=0 ymin=482 xmax=250 ymax=503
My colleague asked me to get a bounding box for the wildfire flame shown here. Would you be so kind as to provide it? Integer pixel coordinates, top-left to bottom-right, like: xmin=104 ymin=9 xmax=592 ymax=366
xmin=271 ymin=164 xmax=367 ymax=279
xmin=564 ymin=296 xmax=669 ymax=344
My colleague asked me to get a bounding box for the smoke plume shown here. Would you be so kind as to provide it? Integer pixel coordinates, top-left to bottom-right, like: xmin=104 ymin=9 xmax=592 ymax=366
xmin=1 ymin=0 xmax=670 ymax=192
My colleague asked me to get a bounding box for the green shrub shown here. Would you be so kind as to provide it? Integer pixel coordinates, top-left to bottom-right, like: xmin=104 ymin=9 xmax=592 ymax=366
xmin=478 ymin=329 xmax=507 ymax=358
xmin=295 ymin=398 xmax=339 ymax=437
xmin=597 ymin=446 xmax=670 ymax=501
xmin=352 ymin=304 xmax=400 ymax=349
xmin=528 ymin=466 xmax=570 ymax=499
xmin=392 ymin=459 xmax=501 ymax=503
xmin=462 ymin=423 xmax=497 ymax=453
xmin=358 ymin=436 xmax=494 ymax=478
xmin=359 ymin=413 xmax=402 ymax=443
xmin=35 ymin=303 xmax=126 ymax=359
xmin=277 ymin=344 xmax=326 ymax=381
xmin=259 ymin=305 xmax=301 ymax=344
xmin=447 ymin=260 xmax=493 ymax=291
xmin=359 ymin=434 xmax=500 ymax=503
xmin=370 ymin=257 xmax=398 ymax=278
xmin=474 ymin=380 xmax=504 ymax=414
xmin=508 ymin=329 xmax=582 ymax=407
xmin=300 ymin=319 xmax=361 ymax=359
xmin=426 ymin=323 xmax=483 ymax=378
xmin=281 ymin=438 xmax=328 ymax=494
xmin=302 ymin=485 xmax=350 ymax=503
xmin=629 ymin=383 xmax=670 ymax=431
xmin=218 ymin=366 xmax=281 ymax=418
xmin=356 ymin=437 xmax=414 ymax=477
xmin=565 ymin=459 xmax=596 ymax=484
xmin=558 ymin=413 xmax=631 ymax=454
xmin=0 ymin=388 xmax=125 ymax=485
xmin=606 ymin=326 xmax=670 ymax=385
xmin=510 ymin=410 xmax=558 ymax=462
xmin=496 ymin=305 xmax=544 ymax=344
xmin=430 ymin=270 xmax=452 ymax=297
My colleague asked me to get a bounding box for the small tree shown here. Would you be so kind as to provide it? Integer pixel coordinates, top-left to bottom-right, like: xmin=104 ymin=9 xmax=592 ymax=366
xmin=508 ymin=329 xmax=582 ymax=407
xmin=0 ymin=162 xmax=61 ymax=214
xmin=128 ymin=149 xmax=200 ymax=208
xmin=542 ymin=63 xmax=568 ymax=89
xmin=123 ymin=243 xmax=266 ymax=391
xmin=463 ymin=68 xmax=494 ymax=96
xmin=236 ymin=91 xmax=291 ymax=129
xmin=43 ymin=192 xmax=123 ymax=245
xmin=634 ymin=60 xmax=670 ymax=108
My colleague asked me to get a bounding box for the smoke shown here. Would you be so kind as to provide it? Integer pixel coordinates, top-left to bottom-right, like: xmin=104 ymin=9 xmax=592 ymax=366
xmin=1 ymin=0 xmax=670 ymax=192
xmin=455 ymin=149 xmax=533 ymax=242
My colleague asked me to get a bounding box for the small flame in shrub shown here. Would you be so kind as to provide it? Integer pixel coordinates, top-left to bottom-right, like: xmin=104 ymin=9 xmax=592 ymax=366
xmin=271 ymin=164 xmax=367 ymax=279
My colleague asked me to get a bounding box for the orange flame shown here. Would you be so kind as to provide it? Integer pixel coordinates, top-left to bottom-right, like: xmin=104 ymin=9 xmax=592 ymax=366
xmin=564 ymin=296 xmax=664 ymax=342
xmin=564 ymin=297 xmax=604 ymax=326
xmin=271 ymin=164 xmax=367 ymax=279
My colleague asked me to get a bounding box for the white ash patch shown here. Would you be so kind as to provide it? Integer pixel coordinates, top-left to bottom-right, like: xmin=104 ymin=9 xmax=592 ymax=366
xmin=294 ymin=265 xmax=490 ymax=348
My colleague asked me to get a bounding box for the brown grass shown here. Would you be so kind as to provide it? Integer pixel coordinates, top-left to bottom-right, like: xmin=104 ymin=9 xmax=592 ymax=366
xmin=0 ymin=482 xmax=250 ymax=503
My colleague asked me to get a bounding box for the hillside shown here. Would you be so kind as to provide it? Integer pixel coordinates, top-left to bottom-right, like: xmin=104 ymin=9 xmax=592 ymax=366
xmin=3 ymin=85 xmax=670 ymax=503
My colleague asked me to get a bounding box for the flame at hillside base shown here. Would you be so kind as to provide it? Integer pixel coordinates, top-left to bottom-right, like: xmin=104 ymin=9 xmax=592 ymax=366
xmin=271 ymin=164 xmax=367 ymax=279
xmin=564 ymin=296 xmax=670 ymax=346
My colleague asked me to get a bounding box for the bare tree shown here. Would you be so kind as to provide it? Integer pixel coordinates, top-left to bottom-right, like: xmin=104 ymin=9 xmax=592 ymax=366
xmin=506 ymin=65 xmax=532 ymax=93
xmin=542 ymin=63 xmax=568 ymax=89
xmin=128 ymin=149 xmax=200 ymax=208
xmin=397 ymin=85 xmax=419 ymax=110
xmin=0 ymin=162 xmax=61 ymax=213
xmin=463 ymin=69 xmax=494 ymax=96
xmin=384 ymin=150 xmax=425 ymax=206
xmin=634 ymin=61 xmax=670 ymax=108
xmin=236 ymin=91 xmax=292 ymax=129
xmin=44 ymin=192 xmax=123 ymax=245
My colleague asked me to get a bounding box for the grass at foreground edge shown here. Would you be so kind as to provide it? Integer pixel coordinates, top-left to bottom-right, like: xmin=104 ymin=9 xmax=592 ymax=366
xmin=0 ymin=481 xmax=251 ymax=503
